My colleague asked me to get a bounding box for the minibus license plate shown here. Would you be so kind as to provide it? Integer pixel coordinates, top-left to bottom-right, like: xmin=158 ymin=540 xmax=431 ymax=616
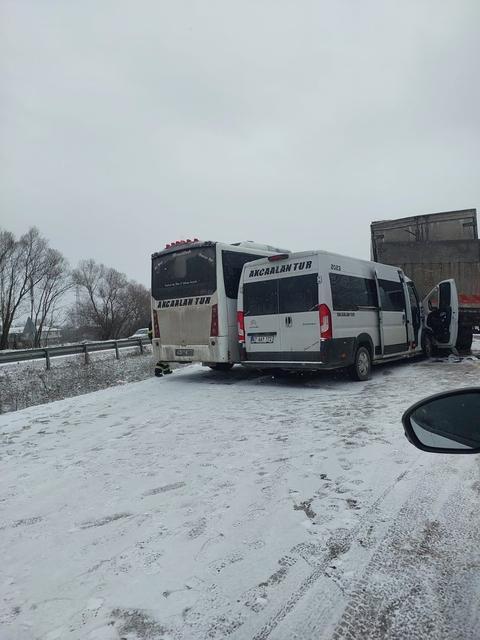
xmin=251 ymin=335 xmax=274 ymax=344
xmin=175 ymin=348 xmax=194 ymax=356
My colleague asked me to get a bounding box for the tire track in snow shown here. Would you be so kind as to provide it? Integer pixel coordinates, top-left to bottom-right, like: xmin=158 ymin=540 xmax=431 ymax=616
xmin=251 ymin=456 xmax=480 ymax=640
xmin=330 ymin=458 xmax=480 ymax=640
xmin=249 ymin=460 xmax=421 ymax=640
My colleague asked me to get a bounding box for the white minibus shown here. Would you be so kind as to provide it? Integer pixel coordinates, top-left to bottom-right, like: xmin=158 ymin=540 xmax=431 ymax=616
xmin=237 ymin=250 xmax=458 ymax=380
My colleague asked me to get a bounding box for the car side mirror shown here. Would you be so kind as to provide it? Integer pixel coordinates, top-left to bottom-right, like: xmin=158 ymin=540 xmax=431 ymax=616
xmin=402 ymin=388 xmax=480 ymax=453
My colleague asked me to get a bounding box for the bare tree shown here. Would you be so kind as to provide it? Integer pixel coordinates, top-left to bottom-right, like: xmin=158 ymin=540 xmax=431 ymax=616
xmin=0 ymin=228 xmax=49 ymax=350
xmin=73 ymin=260 xmax=129 ymax=339
xmin=121 ymin=282 xmax=151 ymax=337
xmin=0 ymin=230 xmax=14 ymax=269
xmin=31 ymin=249 xmax=72 ymax=347
xmin=72 ymin=260 xmax=151 ymax=340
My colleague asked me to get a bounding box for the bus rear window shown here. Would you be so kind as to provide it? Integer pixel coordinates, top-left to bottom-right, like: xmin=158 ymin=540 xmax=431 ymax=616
xmin=152 ymin=247 xmax=216 ymax=300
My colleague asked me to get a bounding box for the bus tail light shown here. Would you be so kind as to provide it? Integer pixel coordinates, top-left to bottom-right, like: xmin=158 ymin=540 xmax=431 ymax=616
xmin=153 ymin=310 xmax=160 ymax=338
xmin=237 ymin=311 xmax=245 ymax=343
xmin=319 ymin=304 xmax=332 ymax=339
xmin=210 ymin=304 xmax=219 ymax=337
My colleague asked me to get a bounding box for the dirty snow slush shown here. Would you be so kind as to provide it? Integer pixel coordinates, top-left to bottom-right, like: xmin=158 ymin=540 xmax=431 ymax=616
xmin=1 ymin=355 xmax=480 ymax=639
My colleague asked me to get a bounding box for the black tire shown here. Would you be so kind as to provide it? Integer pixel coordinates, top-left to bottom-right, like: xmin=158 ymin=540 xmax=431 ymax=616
xmin=422 ymin=332 xmax=434 ymax=359
xmin=208 ymin=363 xmax=234 ymax=371
xmin=456 ymin=327 xmax=473 ymax=352
xmin=154 ymin=368 xmax=163 ymax=377
xmin=348 ymin=346 xmax=371 ymax=381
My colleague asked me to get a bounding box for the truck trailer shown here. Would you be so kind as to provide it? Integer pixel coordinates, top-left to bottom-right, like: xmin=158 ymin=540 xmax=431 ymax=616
xmin=371 ymin=209 xmax=480 ymax=350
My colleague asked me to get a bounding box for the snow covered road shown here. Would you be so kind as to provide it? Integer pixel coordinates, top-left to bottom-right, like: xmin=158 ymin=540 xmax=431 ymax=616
xmin=1 ymin=357 xmax=480 ymax=640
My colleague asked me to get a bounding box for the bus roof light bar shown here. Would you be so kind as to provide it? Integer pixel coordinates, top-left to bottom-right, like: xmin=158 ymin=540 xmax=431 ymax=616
xmin=165 ymin=238 xmax=200 ymax=249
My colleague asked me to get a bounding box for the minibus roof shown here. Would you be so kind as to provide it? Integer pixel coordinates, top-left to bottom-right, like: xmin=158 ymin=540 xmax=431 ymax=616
xmin=242 ymin=249 xmax=406 ymax=272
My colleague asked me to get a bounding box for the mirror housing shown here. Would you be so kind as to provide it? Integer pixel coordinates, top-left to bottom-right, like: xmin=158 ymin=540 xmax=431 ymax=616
xmin=402 ymin=388 xmax=480 ymax=454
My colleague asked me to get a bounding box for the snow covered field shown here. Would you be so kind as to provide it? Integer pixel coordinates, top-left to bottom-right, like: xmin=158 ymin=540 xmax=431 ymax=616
xmin=1 ymin=356 xmax=480 ymax=639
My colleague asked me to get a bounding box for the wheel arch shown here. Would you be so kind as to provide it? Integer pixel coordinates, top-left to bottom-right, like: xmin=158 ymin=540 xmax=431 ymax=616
xmin=354 ymin=333 xmax=374 ymax=358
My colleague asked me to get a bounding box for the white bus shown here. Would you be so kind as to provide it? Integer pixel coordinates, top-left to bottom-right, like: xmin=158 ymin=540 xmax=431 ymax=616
xmin=151 ymin=239 xmax=288 ymax=375
xmin=237 ymin=250 xmax=459 ymax=380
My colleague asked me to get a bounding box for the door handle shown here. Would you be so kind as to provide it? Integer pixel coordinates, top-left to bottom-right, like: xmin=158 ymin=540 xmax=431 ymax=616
xmin=285 ymin=316 xmax=292 ymax=327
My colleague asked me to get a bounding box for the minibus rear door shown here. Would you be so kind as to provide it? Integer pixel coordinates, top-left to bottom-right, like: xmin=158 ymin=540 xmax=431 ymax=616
xmin=243 ymin=279 xmax=281 ymax=359
xmin=277 ymin=273 xmax=320 ymax=360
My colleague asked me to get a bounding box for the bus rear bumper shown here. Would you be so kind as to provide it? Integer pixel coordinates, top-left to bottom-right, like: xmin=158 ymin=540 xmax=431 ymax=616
xmin=153 ymin=337 xmax=232 ymax=364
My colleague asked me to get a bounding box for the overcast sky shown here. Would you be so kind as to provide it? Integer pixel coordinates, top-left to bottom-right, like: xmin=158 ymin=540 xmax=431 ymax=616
xmin=1 ymin=0 xmax=479 ymax=286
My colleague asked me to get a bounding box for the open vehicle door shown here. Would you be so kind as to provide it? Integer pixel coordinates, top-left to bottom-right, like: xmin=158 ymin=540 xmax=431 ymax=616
xmin=422 ymin=279 xmax=458 ymax=349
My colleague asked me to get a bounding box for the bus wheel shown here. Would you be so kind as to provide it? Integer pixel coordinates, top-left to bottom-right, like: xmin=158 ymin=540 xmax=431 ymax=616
xmin=349 ymin=346 xmax=371 ymax=381
xmin=208 ymin=363 xmax=234 ymax=371
xmin=422 ymin=333 xmax=434 ymax=359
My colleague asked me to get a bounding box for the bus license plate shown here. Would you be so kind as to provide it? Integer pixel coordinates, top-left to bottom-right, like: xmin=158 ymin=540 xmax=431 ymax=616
xmin=250 ymin=335 xmax=274 ymax=344
xmin=175 ymin=348 xmax=194 ymax=356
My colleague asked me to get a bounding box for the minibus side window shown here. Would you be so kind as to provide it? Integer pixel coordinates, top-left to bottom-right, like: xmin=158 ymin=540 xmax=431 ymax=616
xmin=407 ymin=283 xmax=420 ymax=309
xmin=378 ymin=279 xmax=406 ymax=312
xmin=329 ymin=274 xmax=378 ymax=311
xmin=407 ymin=282 xmax=421 ymax=341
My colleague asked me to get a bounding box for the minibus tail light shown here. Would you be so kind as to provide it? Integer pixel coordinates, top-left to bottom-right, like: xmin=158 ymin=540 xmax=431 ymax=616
xmin=153 ymin=310 xmax=160 ymax=339
xmin=319 ymin=304 xmax=332 ymax=339
xmin=210 ymin=304 xmax=219 ymax=337
xmin=237 ymin=311 xmax=245 ymax=342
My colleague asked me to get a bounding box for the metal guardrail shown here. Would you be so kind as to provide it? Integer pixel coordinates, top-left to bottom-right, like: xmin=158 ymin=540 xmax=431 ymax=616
xmin=0 ymin=338 xmax=150 ymax=369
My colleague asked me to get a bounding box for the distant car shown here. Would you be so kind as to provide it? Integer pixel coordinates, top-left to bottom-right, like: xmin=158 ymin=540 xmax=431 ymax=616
xmin=129 ymin=328 xmax=149 ymax=339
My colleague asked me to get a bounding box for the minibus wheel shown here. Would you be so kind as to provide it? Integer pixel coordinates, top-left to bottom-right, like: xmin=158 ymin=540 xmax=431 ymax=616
xmin=349 ymin=346 xmax=371 ymax=381
xmin=208 ymin=363 xmax=234 ymax=371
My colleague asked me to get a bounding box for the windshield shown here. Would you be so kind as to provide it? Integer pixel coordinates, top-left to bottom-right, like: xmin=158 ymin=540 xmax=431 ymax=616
xmin=152 ymin=246 xmax=216 ymax=300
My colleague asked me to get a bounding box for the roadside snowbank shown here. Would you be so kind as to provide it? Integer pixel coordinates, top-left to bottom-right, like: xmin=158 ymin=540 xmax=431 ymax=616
xmin=0 ymin=346 xmax=154 ymax=414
